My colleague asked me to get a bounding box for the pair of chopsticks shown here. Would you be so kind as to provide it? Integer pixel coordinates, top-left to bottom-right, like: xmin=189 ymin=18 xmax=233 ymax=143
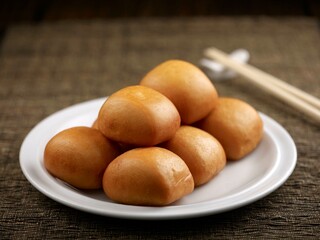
xmin=204 ymin=47 xmax=320 ymax=126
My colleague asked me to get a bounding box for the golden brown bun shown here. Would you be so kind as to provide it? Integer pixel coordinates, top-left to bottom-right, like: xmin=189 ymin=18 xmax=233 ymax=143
xmin=97 ymin=85 xmax=181 ymax=146
xmin=196 ymin=97 xmax=263 ymax=160
xmin=162 ymin=126 xmax=226 ymax=186
xmin=140 ymin=60 xmax=219 ymax=124
xmin=44 ymin=126 xmax=120 ymax=189
xmin=91 ymin=120 xmax=134 ymax=152
xmin=103 ymin=147 xmax=194 ymax=206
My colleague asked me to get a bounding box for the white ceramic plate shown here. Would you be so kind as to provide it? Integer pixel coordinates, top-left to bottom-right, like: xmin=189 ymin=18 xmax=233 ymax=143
xmin=19 ymin=98 xmax=297 ymax=220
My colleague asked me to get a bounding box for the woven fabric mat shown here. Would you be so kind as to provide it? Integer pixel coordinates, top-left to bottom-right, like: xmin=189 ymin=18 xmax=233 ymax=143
xmin=1 ymin=17 xmax=319 ymax=239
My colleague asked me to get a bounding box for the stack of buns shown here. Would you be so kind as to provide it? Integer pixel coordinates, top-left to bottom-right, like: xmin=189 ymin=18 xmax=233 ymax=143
xmin=44 ymin=59 xmax=263 ymax=206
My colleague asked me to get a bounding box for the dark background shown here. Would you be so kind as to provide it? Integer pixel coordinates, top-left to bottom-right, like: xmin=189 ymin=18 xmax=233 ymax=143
xmin=1 ymin=0 xmax=319 ymax=44
xmin=1 ymin=0 xmax=319 ymax=25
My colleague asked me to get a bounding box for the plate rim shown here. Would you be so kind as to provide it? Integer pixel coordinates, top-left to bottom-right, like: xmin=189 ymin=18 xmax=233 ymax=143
xmin=19 ymin=97 xmax=297 ymax=220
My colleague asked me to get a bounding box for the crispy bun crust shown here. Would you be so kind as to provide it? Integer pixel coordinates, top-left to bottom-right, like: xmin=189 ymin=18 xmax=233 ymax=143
xmin=103 ymin=147 xmax=194 ymax=206
xmin=162 ymin=126 xmax=226 ymax=186
xmin=140 ymin=60 xmax=218 ymax=124
xmin=44 ymin=126 xmax=120 ymax=189
xmin=196 ymin=97 xmax=263 ymax=160
xmin=97 ymin=85 xmax=181 ymax=146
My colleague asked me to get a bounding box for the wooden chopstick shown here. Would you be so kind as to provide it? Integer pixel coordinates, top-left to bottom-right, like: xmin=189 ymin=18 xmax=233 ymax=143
xmin=204 ymin=47 xmax=320 ymax=125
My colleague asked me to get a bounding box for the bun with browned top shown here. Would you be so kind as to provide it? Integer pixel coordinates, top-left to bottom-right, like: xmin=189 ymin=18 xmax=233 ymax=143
xmin=162 ymin=126 xmax=226 ymax=186
xmin=140 ymin=60 xmax=218 ymax=124
xmin=97 ymin=85 xmax=181 ymax=146
xmin=102 ymin=147 xmax=194 ymax=206
xmin=44 ymin=126 xmax=120 ymax=189
xmin=196 ymin=97 xmax=263 ymax=160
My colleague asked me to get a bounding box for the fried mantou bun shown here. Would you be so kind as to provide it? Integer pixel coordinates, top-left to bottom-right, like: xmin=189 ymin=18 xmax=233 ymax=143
xmin=162 ymin=126 xmax=226 ymax=186
xmin=197 ymin=97 xmax=263 ymax=160
xmin=103 ymin=147 xmax=194 ymax=206
xmin=140 ymin=60 xmax=218 ymax=124
xmin=44 ymin=126 xmax=120 ymax=189
xmin=97 ymin=85 xmax=181 ymax=146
